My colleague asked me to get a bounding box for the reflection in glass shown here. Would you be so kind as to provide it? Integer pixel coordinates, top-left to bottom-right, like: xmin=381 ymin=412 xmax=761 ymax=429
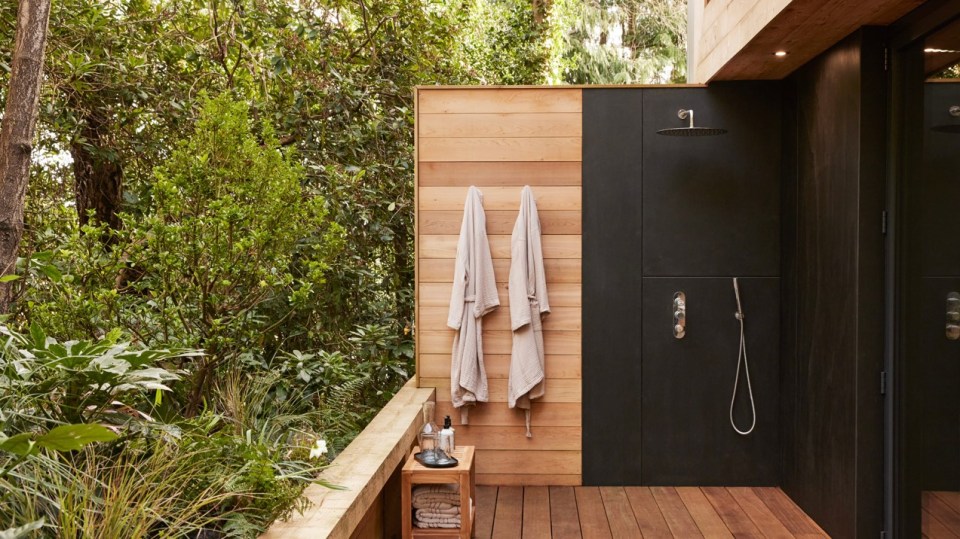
xmin=918 ymin=18 xmax=960 ymax=535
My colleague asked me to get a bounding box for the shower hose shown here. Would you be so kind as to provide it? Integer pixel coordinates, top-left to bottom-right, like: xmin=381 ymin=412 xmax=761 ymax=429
xmin=730 ymin=277 xmax=756 ymax=436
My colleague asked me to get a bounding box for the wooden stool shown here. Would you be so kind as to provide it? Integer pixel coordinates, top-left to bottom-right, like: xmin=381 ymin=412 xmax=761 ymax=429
xmin=401 ymin=446 xmax=475 ymax=539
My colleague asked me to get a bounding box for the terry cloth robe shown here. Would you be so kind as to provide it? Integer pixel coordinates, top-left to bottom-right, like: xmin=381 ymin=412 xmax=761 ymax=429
xmin=447 ymin=186 xmax=500 ymax=424
xmin=508 ymin=185 xmax=550 ymax=437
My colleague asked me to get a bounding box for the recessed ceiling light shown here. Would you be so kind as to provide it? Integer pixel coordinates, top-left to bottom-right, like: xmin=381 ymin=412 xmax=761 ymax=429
xmin=774 ymin=51 xmax=788 ymax=57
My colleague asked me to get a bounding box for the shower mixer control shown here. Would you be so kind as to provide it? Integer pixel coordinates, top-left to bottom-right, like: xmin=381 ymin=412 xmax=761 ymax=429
xmin=673 ymin=292 xmax=686 ymax=339
xmin=947 ymin=292 xmax=960 ymax=341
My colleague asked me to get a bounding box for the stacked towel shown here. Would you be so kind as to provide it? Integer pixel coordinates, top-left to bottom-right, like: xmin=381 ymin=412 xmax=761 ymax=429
xmin=412 ymin=485 xmax=461 ymax=529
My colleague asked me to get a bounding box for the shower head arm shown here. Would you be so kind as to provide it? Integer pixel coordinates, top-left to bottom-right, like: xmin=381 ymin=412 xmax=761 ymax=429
xmin=656 ymin=108 xmax=726 ymax=136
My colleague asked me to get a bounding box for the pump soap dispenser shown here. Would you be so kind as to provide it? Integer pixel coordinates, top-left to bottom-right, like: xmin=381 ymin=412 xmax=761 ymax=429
xmin=439 ymin=415 xmax=456 ymax=454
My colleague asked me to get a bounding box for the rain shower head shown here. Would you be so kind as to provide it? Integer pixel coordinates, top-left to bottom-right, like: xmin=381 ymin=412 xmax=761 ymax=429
xmin=931 ymin=105 xmax=960 ymax=133
xmin=657 ymin=126 xmax=729 ymax=136
xmin=657 ymin=109 xmax=727 ymax=137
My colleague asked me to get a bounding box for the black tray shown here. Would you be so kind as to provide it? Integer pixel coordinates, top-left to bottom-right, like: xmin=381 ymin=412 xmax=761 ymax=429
xmin=414 ymin=451 xmax=459 ymax=468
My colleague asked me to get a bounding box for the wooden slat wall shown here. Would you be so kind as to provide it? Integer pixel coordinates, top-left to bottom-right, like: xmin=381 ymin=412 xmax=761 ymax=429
xmin=415 ymin=88 xmax=583 ymax=486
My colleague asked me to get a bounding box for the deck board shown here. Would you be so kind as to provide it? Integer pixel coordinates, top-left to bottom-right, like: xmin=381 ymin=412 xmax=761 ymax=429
xmin=701 ymin=487 xmax=763 ymax=538
xmin=523 ymin=487 xmax=552 ymax=539
xmin=485 ymin=485 xmax=828 ymax=538
xmin=549 ymin=486 xmax=583 ymax=539
xmin=675 ymin=487 xmax=733 ymax=537
xmin=754 ymin=487 xmax=828 ymax=536
xmin=651 ymin=486 xmax=704 ymax=538
xmin=598 ymin=487 xmax=642 ymax=538
xmin=575 ymin=487 xmax=613 ymax=539
xmin=922 ymin=491 xmax=960 ymax=537
xmin=923 ymin=508 xmax=960 ymax=538
xmin=925 ymin=491 xmax=960 ymax=537
xmin=727 ymin=487 xmax=793 ymax=538
xmin=934 ymin=491 xmax=960 ymax=516
xmin=474 ymin=485 xmax=498 ymax=539
xmin=492 ymin=486 xmax=524 ymax=539
xmin=624 ymin=486 xmax=673 ymax=538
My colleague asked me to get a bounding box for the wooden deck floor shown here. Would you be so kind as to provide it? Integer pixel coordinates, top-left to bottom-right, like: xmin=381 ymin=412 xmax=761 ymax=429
xmin=473 ymin=486 xmax=829 ymax=538
xmin=923 ymin=491 xmax=960 ymax=538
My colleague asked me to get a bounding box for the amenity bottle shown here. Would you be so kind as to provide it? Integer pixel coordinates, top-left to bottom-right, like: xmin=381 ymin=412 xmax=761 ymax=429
xmin=439 ymin=415 xmax=455 ymax=453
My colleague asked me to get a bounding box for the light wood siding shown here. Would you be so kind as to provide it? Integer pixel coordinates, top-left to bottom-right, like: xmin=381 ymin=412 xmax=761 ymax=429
xmin=415 ymin=87 xmax=582 ymax=486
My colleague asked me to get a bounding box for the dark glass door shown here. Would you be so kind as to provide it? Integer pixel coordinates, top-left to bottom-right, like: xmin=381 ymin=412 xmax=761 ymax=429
xmin=894 ymin=16 xmax=960 ymax=536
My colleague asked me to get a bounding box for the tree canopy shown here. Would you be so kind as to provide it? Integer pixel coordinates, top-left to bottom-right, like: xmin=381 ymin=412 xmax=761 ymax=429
xmin=0 ymin=0 xmax=686 ymax=535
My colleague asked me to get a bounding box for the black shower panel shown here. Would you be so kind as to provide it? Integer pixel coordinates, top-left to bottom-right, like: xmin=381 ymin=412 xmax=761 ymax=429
xmin=582 ymin=84 xmax=783 ymax=486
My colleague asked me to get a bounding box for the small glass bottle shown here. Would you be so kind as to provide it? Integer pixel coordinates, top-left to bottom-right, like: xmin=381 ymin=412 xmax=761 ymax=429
xmin=418 ymin=402 xmax=439 ymax=463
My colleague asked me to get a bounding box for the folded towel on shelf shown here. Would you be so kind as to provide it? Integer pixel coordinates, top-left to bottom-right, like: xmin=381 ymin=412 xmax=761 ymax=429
xmin=414 ymin=521 xmax=461 ymax=529
xmin=411 ymin=484 xmax=463 ymax=529
xmin=412 ymin=493 xmax=460 ymax=505
xmin=412 ymin=500 xmax=458 ymax=511
xmin=413 ymin=484 xmax=459 ymax=496
xmin=412 ymin=484 xmax=460 ymax=506
xmin=413 ymin=515 xmax=462 ymax=529
xmin=415 ymin=507 xmax=460 ymax=521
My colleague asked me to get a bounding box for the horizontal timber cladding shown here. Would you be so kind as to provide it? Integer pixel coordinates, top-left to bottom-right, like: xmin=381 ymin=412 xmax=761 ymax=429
xmin=419 ymin=211 xmax=582 ymax=235
xmin=419 ymin=162 xmax=581 ymax=187
xmin=418 ymin=353 xmax=581 ymax=379
xmin=415 ymin=87 xmax=583 ymax=485
xmin=418 ymin=235 xmax=582 ymax=259
xmin=418 ymin=283 xmax=582 ymax=307
xmin=417 ymin=306 xmax=582 ymax=331
xmin=419 ymin=186 xmax=582 ymax=211
xmin=418 ymin=330 xmax=581 ymax=355
xmin=418 ymin=259 xmax=582 ymax=284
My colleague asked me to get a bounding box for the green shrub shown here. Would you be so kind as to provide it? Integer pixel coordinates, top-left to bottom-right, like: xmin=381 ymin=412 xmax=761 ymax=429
xmin=0 ymin=324 xmax=195 ymax=431
xmin=0 ymin=327 xmax=330 ymax=538
xmin=127 ymin=95 xmax=344 ymax=411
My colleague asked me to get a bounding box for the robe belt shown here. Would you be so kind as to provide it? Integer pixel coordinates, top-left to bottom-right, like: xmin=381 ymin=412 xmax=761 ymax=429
xmin=460 ymin=292 xmax=477 ymax=425
xmin=524 ymin=297 xmax=541 ymax=437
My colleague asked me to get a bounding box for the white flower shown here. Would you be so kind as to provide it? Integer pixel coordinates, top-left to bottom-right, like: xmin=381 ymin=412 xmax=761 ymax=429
xmin=310 ymin=439 xmax=328 ymax=459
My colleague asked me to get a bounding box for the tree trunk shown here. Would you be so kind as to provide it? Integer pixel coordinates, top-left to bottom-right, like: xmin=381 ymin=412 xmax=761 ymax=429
xmin=532 ymin=0 xmax=545 ymax=25
xmin=0 ymin=0 xmax=53 ymax=313
xmin=72 ymin=112 xmax=123 ymax=231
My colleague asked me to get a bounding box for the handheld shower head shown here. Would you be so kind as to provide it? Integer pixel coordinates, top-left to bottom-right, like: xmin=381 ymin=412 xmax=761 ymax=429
xmin=733 ymin=277 xmax=744 ymax=320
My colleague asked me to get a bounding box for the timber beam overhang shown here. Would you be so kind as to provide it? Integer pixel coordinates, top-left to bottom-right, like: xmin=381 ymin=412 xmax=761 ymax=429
xmin=690 ymin=0 xmax=925 ymax=82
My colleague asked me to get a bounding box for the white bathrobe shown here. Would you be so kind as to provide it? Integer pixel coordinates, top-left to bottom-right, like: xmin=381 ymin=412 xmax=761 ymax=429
xmin=447 ymin=186 xmax=499 ymax=424
xmin=508 ymin=185 xmax=550 ymax=437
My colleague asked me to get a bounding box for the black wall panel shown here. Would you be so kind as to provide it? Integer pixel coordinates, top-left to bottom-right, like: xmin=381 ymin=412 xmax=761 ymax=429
xmin=640 ymin=277 xmax=780 ymax=485
xmin=915 ymin=278 xmax=960 ymax=490
xmin=919 ymin=83 xmax=960 ymax=274
xmin=909 ymin=83 xmax=960 ymax=493
xmin=582 ymin=89 xmax=644 ymax=485
xmin=642 ymin=86 xmax=781 ymax=277
xmin=780 ymin=29 xmax=886 ymax=539
xmin=583 ymin=85 xmax=782 ymax=486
